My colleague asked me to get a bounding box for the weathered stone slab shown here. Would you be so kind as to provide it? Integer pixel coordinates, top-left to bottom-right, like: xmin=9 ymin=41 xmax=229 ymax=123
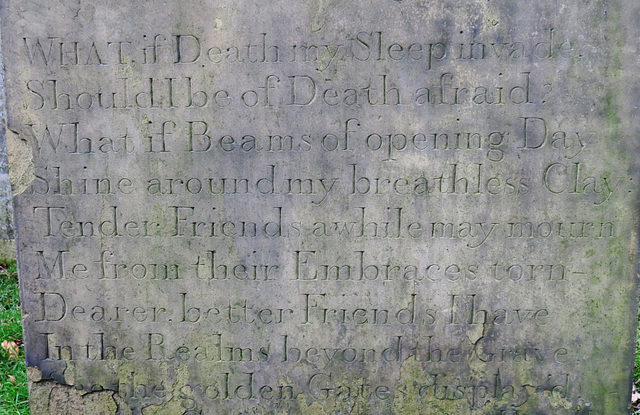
xmin=0 ymin=33 xmax=15 ymax=244
xmin=2 ymin=0 xmax=639 ymax=413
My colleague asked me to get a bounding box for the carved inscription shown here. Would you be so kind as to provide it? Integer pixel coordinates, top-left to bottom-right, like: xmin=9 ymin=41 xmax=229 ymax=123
xmin=4 ymin=1 xmax=639 ymax=413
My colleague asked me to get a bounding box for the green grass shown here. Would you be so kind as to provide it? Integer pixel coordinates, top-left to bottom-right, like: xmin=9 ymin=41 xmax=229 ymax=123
xmin=634 ymin=311 xmax=640 ymax=414
xmin=0 ymin=261 xmax=28 ymax=414
xmin=636 ymin=312 xmax=640 ymax=382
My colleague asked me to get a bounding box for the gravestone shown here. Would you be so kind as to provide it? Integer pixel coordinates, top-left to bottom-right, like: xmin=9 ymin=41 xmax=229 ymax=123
xmin=2 ymin=0 xmax=639 ymax=414
xmin=0 ymin=34 xmax=15 ymax=246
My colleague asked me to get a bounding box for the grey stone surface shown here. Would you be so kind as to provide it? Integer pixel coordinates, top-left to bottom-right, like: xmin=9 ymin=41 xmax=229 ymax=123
xmin=2 ymin=0 xmax=639 ymax=414
xmin=0 ymin=30 xmax=15 ymax=243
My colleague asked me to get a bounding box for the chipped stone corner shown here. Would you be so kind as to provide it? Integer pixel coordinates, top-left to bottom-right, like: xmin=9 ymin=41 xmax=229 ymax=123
xmin=0 ymin=28 xmax=33 ymax=199
xmin=27 ymin=366 xmax=132 ymax=415
xmin=5 ymin=126 xmax=34 ymax=198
